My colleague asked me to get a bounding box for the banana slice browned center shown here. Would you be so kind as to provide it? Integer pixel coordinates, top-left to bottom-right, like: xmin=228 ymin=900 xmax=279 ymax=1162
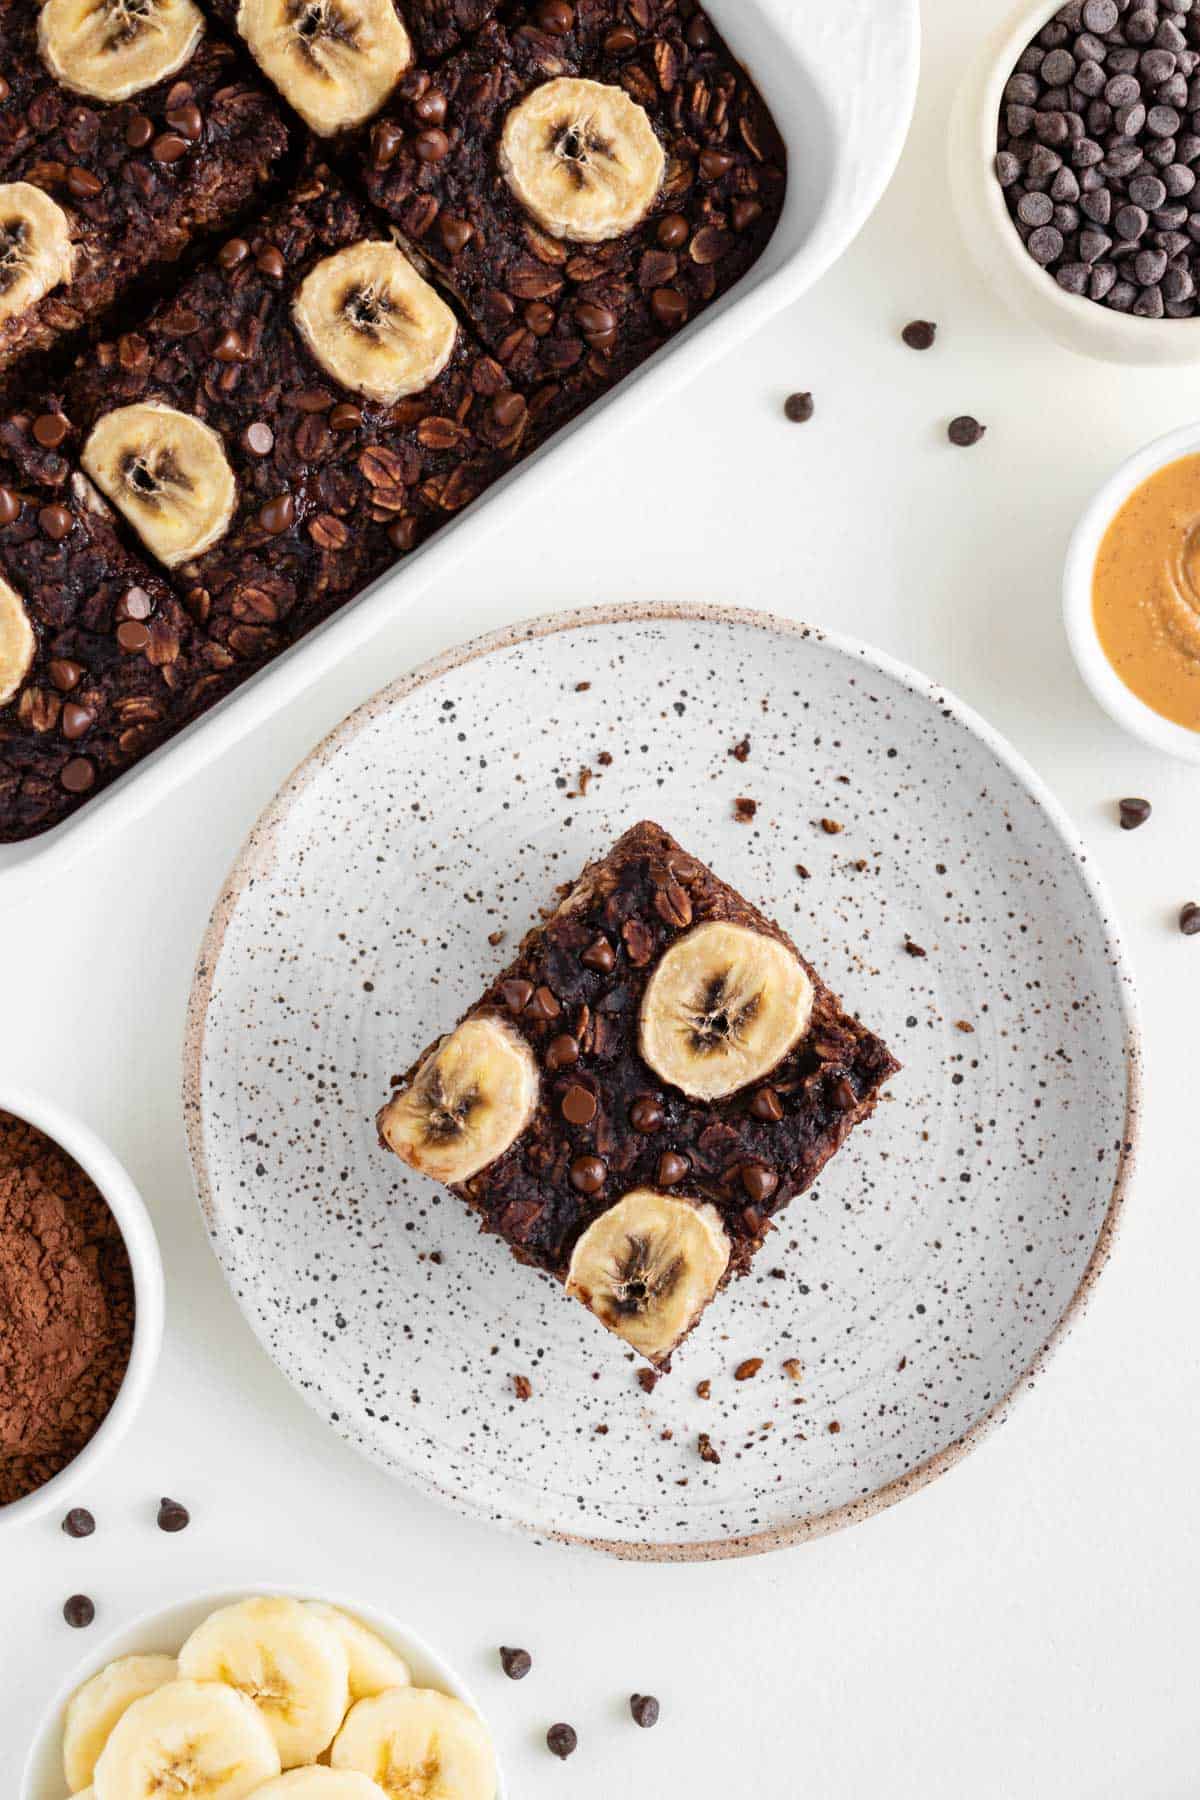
xmin=639 ymin=921 xmax=814 ymax=1101
xmin=81 ymin=402 xmax=237 ymax=568
xmin=93 ymin=1678 xmax=281 ymax=1799
xmin=0 ymin=183 xmax=76 ymax=329
xmin=499 ymin=77 xmax=665 ymax=243
xmin=565 ymin=1188 xmax=730 ymax=1362
xmin=0 ymin=575 xmax=35 ymax=708
xmin=293 ymin=240 xmax=457 ymax=404
xmin=331 ymin=1687 xmax=497 ymax=1800
xmin=378 ymin=1014 xmax=538 ymax=1184
xmin=237 ymin=0 xmax=412 ymax=136
xmin=39 ymin=0 xmax=206 ymax=103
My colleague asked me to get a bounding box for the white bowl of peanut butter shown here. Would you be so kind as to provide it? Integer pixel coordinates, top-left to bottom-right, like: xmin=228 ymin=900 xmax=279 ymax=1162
xmin=1064 ymin=421 xmax=1200 ymax=762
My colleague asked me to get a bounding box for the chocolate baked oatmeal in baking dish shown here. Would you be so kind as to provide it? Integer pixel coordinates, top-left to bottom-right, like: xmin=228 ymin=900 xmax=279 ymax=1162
xmin=0 ymin=0 xmax=787 ymax=841
xmin=378 ymin=823 xmax=898 ymax=1368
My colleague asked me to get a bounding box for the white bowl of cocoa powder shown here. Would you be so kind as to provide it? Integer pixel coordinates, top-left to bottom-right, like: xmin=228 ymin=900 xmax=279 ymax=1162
xmin=0 ymin=1086 xmax=163 ymax=1531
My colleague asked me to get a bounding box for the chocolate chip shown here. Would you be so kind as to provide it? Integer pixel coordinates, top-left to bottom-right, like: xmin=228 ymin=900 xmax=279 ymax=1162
xmin=902 ymin=319 xmax=937 ymax=349
xmin=784 ymin=391 xmax=814 ymax=422
xmin=165 ymin=101 xmax=203 ymax=141
xmin=39 ymin=504 xmax=73 ymax=541
xmin=569 ymin=1155 xmax=606 ymax=1194
xmin=49 ymin=658 xmax=83 ymax=692
xmin=32 ymin=412 xmax=68 ymax=448
xmin=67 ymin=165 xmax=103 ymax=199
xmin=538 ymin=0 xmax=574 ymax=31
xmin=0 ymin=484 xmax=19 ymax=525
xmin=500 ymin=1646 xmax=532 ymax=1680
xmin=414 ymin=89 xmax=448 ymax=123
xmin=657 ymin=1151 xmax=689 ymax=1186
xmin=657 ymin=212 xmax=689 ymax=248
xmin=440 ymin=214 xmax=474 ymax=252
xmin=547 ymin=1724 xmax=577 ymax=1760
xmin=561 ymin=1083 xmax=597 ymax=1125
xmin=833 ymin=1076 xmax=858 ymax=1111
xmin=650 ymin=287 xmax=687 ymax=327
xmin=415 ymin=127 xmax=451 ymax=162
xmin=259 ymin=494 xmax=295 ymax=536
xmin=256 ymin=245 xmax=285 ymax=279
xmin=329 ymin=403 xmax=362 ymax=432
xmin=630 ymin=1694 xmax=660 ymax=1729
xmin=1118 ymin=796 xmax=1151 ymax=829
xmin=740 ymin=1163 xmax=779 ymax=1204
xmin=116 ymin=620 xmax=149 ymax=653
xmin=157 ymin=1496 xmax=190 ymax=1533
xmin=242 ymin=421 xmax=274 ymax=457
xmin=62 ymin=702 xmax=95 ymax=740
xmin=63 ymin=1594 xmax=94 ymax=1628
xmin=631 ymin=1096 xmax=665 ymax=1133
xmin=546 ymin=1033 xmax=580 ymax=1072
xmin=62 ymin=1507 xmax=95 ymax=1538
xmin=605 ymin=25 xmax=638 ymax=51
xmin=151 ymin=132 xmax=190 ymax=163
xmin=948 ymin=415 xmax=986 ymax=447
xmin=121 ymin=585 xmax=153 ymax=621
xmin=218 ymin=237 xmax=249 ymax=270
xmin=212 ymin=328 xmax=243 ymax=362
xmin=749 ymin=1087 xmax=783 ymax=1122
xmin=501 ymin=978 xmax=534 ymax=1012
xmin=526 ymin=984 xmax=561 ymax=1021
xmin=492 ymin=391 xmax=526 ymax=429
xmin=699 ymin=148 xmax=734 ymax=180
xmin=1181 ymin=901 xmax=1200 ymax=935
xmin=581 ymin=936 xmax=615 ymax=972
xmin=125 ymin=112 xmax=154 ymax=149
xmin=60 ymin=757 xmax=94 ymax=794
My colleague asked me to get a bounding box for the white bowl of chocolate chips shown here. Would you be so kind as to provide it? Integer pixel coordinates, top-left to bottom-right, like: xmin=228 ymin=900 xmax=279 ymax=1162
xmin=952 ymin=0 xmax=1200 ymax=363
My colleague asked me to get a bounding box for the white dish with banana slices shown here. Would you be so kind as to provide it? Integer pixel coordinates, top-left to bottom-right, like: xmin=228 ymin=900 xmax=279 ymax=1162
xmin=0 ymin=0 xmax=920 ymax=899
xmin=22 ymin=1587 xmax=505 ymax=1800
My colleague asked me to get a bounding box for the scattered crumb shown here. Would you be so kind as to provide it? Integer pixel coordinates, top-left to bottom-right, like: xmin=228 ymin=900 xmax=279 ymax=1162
xmin=852 ymin=859 xmax=868 ymax=872
xmin=734 ymin=1358 xmax=764 ymax=1381
xmin=768 ymin=1268 xmax=785 ymax=1280
xmin=429 ymin=1251 xmax=442 ymax=1265
xmin=698 ymin=1433 xmax=721 ymax=1465
xmin=577 ymin=767 xmax=593 ymax=796
xmin=512 ymin=1375 xmax=532 ymax=1401
xmin=897 ymin=1356 xmax=908 ymax=1372
xmin=782 ymin=1359 xmax=804 ymax=1382
xmin=487 ymin=930 xmax=506 ymax=947
xmin=827 ymin=1420 xmax=841 ymax=1434
xmin=795 ymin=863 xmax=810 ymax=880
xmin=819 ymin=818 xmax=843 ymax=835
xmin=955 ymin=1020 xmax=975 ymax=1033
xmin=734 ymin=797 xmax=757 ymax=823
xmin=729 ymin=736 xmax=751 ymax=763
xmin=904 ymin=939 xmax=927 ymax=958
xmin=696 ymin=1379 xmax=711 ymax=1400
xmin=593 ymin=1422 xmax=609 ymax=1435
xmin=637 ymin=1368 xmax=659 ymax=1394
xmin=575 ymin=680 xmax=591 ymax=691
xmin=597 ymin=750 xmax=613 ymax=766
xmin=660 ymin=1427 xmax=673 ymax=1441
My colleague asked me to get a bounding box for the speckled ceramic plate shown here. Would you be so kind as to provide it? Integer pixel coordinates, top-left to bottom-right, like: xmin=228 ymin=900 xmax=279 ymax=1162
xmin=184 ymin=604 xmax=1139 ymax=1560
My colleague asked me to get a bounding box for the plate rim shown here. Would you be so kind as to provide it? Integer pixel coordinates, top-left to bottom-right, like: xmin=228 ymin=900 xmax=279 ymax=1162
xmin=183 ymin=600 xmax=1142 ymax=1562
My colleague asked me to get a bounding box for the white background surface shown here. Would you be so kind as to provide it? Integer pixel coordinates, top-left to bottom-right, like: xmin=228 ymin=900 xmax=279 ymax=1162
xmin=4 ymin=1 xmax=1199 ymax=1792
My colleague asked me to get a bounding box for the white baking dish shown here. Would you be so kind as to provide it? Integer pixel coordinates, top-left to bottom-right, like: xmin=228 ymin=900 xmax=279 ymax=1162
xmin=0 ymin=0 xmax=920 ymax=900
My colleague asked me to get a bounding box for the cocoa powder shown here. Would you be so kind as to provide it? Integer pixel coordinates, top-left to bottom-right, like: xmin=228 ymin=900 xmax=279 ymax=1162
xmin=0 ymin=1110 xmax=134 ymax=1506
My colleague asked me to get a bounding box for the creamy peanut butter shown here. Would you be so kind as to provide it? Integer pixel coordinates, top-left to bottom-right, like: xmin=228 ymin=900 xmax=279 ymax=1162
xmin=1093 ymin=452 xmax=1200 ymax=732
